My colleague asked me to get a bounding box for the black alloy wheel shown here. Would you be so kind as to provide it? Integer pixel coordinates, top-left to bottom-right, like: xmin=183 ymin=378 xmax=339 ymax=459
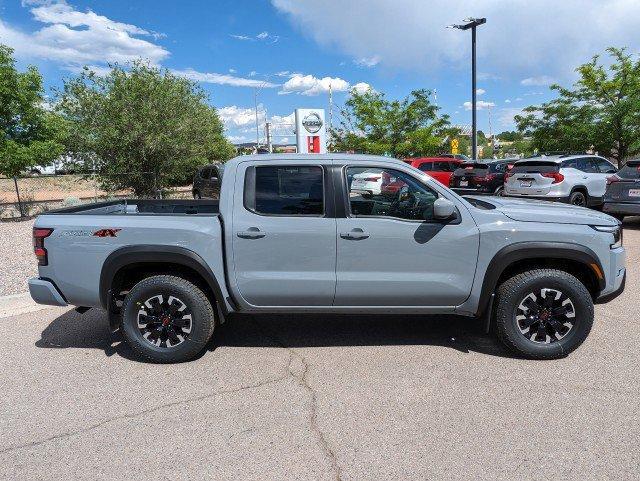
xmin=515 ymin=288 xmax=575 ymax=344
xmin=137 ymin=294 xmax=193 ymax=348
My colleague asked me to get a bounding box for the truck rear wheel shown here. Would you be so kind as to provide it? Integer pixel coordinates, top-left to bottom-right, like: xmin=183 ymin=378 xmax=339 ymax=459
xmin=121 ymin=275 xmax=215 ymax=363
xmin=494 ymin=269 xmax=593 ymax=359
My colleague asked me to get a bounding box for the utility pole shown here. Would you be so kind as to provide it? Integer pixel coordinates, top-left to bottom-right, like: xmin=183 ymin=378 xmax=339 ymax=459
xmin=265 ymin=122 xmax=272 ymax=153
xmin=253 ymin=87 xmax=260 ymax=150
xmin=448 ymin=17 xmax=486 ymax=160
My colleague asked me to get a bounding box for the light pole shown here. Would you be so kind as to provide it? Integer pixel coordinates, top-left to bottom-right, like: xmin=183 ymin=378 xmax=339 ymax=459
xmin=448 ymin=17 xmax=486 ymax=159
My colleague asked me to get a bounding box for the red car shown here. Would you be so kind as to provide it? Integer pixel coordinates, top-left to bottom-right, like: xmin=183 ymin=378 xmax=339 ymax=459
xmin=403 ymin=157 xmax=463 ymax=186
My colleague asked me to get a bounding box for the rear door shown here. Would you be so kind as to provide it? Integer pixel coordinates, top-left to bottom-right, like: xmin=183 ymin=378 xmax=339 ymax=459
xmin=588 ymin=157 xmax=617 ymax=199
xmin=334 ymin=163 xmax=479 ymax=307
xmin=231 ymin=162 xmax=337 ymax=307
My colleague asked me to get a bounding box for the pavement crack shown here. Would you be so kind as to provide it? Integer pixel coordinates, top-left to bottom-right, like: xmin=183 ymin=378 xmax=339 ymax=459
xmin=0 ymin=371 xmax=288 ymax=456
xmin=250 ymin=319 xmax=343 ymax=481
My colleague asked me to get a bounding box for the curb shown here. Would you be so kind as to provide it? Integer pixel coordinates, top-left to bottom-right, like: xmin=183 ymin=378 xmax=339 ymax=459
xmin=0 ymin=292 xmax=56 ymax=319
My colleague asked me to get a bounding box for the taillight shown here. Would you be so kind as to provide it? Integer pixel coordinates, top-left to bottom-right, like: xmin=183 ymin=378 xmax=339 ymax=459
xmin=541 ymin=172 xmax=564 ymax=184
xmin=473 ymin=173 xmax=496 ymax=183
xmin=33 ymin=228 xmax=53 ymax=266
xmin=606 ymin=175 xmax=621 ymax=185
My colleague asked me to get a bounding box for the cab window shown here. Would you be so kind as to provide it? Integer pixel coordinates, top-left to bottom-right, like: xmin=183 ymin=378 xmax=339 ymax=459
xmin=346 ymin=166 xmax=438 ymax=221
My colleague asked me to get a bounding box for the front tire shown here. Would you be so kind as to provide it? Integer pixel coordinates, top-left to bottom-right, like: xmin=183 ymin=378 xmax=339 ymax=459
xmin=121 ymin=275 xmax=215 ymax=363
xmin=494 ymin=269 xmax=593 ymax=359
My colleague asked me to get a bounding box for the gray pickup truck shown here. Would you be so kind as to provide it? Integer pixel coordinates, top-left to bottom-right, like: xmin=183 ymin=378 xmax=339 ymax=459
xmin=29 ymin=154 xmax=626 ymax=362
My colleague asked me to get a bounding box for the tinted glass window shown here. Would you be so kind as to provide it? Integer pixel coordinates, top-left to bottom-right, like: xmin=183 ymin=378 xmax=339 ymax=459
xmin=595 ymin=158 xmax=616 ymax=173
xmin=200 ymin=168 xmax=211 ymax=179
xmin=433 ymin=161 xmax=452 ymax=171
xmin=247 ymin=166 xmax=324 ymax=215
xmin=577 ymin=158 xmax=598 ymax=173
xmin=561 ymin=158 xmax=579 ymax=169
xmin=347 ymin=167 xmax=438 ymax=221
xmin=617 ymin=161 xmax=640 ymax=179
xmin=418 ymin=162 xmax=433 ymax=171
xmin=512 ymin=162 xmax=559 ymax=174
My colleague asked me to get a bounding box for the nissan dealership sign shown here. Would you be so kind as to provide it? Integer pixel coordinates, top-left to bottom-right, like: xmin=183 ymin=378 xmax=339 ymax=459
xmin=295 ymin=108 xmax=327 ymax=154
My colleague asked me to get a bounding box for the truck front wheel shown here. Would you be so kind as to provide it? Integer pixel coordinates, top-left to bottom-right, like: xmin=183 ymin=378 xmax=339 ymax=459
xmin=121 ymin=275 xmax=215 ymax=363
xmin=494 ymin=269 xmax=594 ymax=359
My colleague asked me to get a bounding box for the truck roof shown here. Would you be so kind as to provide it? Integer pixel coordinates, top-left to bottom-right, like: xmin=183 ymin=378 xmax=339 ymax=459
xmin=223 ymin=153 xmax=408 ymax=167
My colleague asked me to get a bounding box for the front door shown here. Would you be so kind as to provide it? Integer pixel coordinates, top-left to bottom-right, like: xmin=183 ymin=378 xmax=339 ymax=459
xmin=335 ymin=165 xmax=479 ymax=307
xmin=231 ymin=162 xmax=337 ymax=307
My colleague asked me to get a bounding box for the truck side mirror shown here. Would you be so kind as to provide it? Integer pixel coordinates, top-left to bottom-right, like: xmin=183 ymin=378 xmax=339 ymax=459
xmin=433 ymin=198 xmax=456 ymax=220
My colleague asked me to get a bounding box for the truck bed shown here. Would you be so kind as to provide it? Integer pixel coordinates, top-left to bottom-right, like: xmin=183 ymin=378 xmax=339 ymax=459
xmin=45 ymin=199 xmax=219 ymax=216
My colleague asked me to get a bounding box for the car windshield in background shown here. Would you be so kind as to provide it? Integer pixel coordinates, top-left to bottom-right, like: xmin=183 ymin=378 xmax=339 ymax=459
xmin=511 ymin=161 xmax=560 ymax=174
xmin=617 ymin=161 xmax=640 ymax=179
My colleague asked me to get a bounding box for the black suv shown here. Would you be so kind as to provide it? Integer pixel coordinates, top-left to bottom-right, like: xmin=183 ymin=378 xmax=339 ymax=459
xmin=193 ymin=164 xmax=223 ymax=199
xmin=449 ymin=159 xmax=514 ymax=196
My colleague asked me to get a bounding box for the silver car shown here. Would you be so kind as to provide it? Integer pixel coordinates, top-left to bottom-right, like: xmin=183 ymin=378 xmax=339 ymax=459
xmin=504 ymin=154 xmax=617 ymax=207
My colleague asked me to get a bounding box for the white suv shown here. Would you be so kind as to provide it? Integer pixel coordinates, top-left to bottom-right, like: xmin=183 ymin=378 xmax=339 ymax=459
xmin=504 ymin=154 xmax=617 ymax=207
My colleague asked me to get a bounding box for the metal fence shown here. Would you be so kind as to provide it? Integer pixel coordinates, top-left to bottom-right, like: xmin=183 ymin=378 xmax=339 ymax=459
xmin=0 ymin=172 xmax=193 ymax=220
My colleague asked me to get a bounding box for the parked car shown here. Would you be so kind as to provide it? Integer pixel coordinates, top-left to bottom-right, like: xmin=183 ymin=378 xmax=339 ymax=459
xmin=193 ymin=164 xmax=223 ymax=199
xmin=449 ymin=159 xmax=514 ymax=196
xmin=602 ymin=158 xmax=640 ymax=220
xmin=504 ymin=154 xmax=617 ymax=207
xmin=29 ymin=154 xmax=625 ymax=363
xmin=404 ymin=157 xmax=463 ymax=186
xmin=439 ymin=153 xmax=470 ymax=161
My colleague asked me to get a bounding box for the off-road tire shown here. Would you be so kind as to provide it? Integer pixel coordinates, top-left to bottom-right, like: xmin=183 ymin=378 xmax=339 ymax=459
xmin=121 ymin=275 xmax=215 ymax=363
xmin=495 ymin=269 xmax=594 ymax=359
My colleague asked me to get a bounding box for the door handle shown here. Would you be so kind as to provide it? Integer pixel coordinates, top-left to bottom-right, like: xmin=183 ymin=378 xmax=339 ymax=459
xmin=237 ymin=228 xmax=265 ymax=239
xmin=340 ymin=228 xmax=369 ymax=240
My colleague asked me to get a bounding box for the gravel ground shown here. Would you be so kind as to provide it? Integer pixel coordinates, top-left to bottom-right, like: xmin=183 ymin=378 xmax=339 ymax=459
xmin=0 ymin=219 xmax=36 ymax=296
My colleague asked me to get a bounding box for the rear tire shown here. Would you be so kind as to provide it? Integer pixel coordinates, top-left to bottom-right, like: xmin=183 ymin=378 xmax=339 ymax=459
xmin=494 ymin=186 xmax=504 ymax=196
xmin=121 ymin=275 xmax=215 ymax=363
xmin=569 ymin=190 xmax=587 ymax=207
xmin=494 ymin=269 xmax=593 ymax=359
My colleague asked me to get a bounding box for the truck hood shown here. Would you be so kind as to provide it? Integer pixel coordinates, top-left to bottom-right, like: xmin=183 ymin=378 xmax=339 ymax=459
xmin=465 ymin=196 xmax=619 ymax=226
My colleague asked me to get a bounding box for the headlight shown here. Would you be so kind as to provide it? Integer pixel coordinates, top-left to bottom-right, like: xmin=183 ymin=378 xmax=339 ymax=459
xmin=592 ymin=225 xmax=623 ymax=249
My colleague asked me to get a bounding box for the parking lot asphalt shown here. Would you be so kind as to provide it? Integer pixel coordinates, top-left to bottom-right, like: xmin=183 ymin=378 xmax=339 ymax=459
xmin=1 ymin=222 xmax=639 ymax=481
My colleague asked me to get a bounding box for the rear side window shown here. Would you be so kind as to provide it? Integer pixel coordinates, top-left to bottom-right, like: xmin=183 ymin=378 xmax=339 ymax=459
xmin=595 ymin=158 xmax=616 ymax=173
xmin=418 ymin=162 xmax=433 ymax=171
xmin=577 ymin=157 xmax=598 ymax=173
xmin=433 ymin=161 xmax=452 ymax=171
xmin=617 ymin=161 xmax=640 ymax=179
xmin=200 ymin=168 xmax=211 ymax=179
xmin=244 ymin=165 xmax=324 ymax=216
xmin=512 ymin=162 xmax=559 ymax=174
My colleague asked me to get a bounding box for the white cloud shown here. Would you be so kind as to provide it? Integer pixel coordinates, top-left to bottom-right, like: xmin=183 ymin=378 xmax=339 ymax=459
xmin=354 ymin=55 xmax=380 ymax=67
xmin=504 ymin=99 xmax=511 ymax=103
xmin=351 ymin=82 xmax=373 ymax=94
xmin=463 ymin=100 xmax=495 ymax=111
xmin=231 ymin=31 xmax=280 ymax=43
xmin=230 ymin=34 xmax=252 ymax=41
xmin=0 ymin=1 xmax=168 ymax=66
xmin=218 ymin=105 xmax=264 ymax=128
xmin=173 ymin=69 xmax=278 ymax=88
xmin=521 ymin=75 xmax=556 ymax=86
xmin=498 ymin=107 xmax=525 ymax=127
xmin=272 ymin=0 xmax=640 ymax=81
xmin=280 ymin=73 xmax=350 ymax=96
xmin=476 ymin=88 xmax=485 ymax=95
xmin=275 ymin=70 xmax=290 ymax=77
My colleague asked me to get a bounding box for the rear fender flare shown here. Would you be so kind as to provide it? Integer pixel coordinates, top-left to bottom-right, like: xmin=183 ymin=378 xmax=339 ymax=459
xmin=99 ymin=245 xmax=230 ymax=315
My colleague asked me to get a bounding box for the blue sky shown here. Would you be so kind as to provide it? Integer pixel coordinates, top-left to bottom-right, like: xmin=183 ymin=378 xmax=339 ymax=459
xmin=1 ymin=0 xmax=639 ymax=144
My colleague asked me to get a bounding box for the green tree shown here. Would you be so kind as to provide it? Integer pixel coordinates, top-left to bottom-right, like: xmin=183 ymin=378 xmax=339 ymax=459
xmin=516 ymin=47 xmax=640 ymax=165
xmin=58 ymin=62 xmax=234 ymax=196
xmin=496 ymin=131 xmax=524 ymax=142
xmin=331 ymin=88 xmax=449 ymax=158
xmin=0 ymin=45 xmax=67 ymax=178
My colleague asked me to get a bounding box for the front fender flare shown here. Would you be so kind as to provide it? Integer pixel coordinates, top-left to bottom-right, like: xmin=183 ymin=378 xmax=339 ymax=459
xmin=476 ymin=241 xmax=605 ymax=317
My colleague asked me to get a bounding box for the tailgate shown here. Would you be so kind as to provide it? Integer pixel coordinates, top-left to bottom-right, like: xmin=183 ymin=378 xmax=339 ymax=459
xmin=506 ymin=161 xmax=559 ymax=195
xmin=451 ymin=163 xmax=488 ymax=189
